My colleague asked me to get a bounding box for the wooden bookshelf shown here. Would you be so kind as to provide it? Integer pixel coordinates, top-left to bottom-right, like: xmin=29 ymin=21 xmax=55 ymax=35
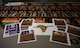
xmin=0 ymin=2 xmax=80 ymax=27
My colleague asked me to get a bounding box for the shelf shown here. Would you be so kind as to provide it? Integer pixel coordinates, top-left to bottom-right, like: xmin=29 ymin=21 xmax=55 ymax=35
xmin=0 ymin=2 xmax=80 ymax=27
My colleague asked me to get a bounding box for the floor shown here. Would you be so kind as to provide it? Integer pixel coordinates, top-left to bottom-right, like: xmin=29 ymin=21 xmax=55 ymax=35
xmin=0 ymin=27 xmax=80 ymax=48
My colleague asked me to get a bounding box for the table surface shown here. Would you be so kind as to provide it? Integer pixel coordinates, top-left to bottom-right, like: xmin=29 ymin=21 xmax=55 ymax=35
xmin=0 ymin=27 xmax=80 ymax=48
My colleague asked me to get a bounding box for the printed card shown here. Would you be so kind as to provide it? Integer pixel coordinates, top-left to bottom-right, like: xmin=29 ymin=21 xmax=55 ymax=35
xmin=17 ymin=30 xmax=37 ymax=44
xmin=34 ymin=18 xmax=45 ymax=23
xmin=52 ymin=19 xmax=67 ymax=26
xmin=3 ymin=23 xmax=20 ymax=38
xmin=20 ymin=19 xmax=34 ymax=30
xmin=57 ymin=26 xmax=67 ymax=32
xmin=50 ymin=31 xmax=71 ymax=46
xmin=67 ymin=25 xmax=80 ymax=37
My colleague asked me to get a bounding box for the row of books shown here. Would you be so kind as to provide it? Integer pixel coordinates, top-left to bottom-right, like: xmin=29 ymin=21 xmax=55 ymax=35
xmin=0 ymin=5 xmax=80 ymax=11
xmin=0 ymin=11 xmax=80 ymax=17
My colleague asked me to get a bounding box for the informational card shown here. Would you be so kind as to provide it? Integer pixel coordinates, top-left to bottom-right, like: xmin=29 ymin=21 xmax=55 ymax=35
xmin=57 ymin=26 xmax=67 ymax=32
xmin=3 ymin=23 xmax=20 ymax=38
xmin=21 ymin=19 xmax=34 ymax=26
xmin=17 ymin=30 xmax=37 ymax=44
xmin=52 ymin=19 xmax=67 ymax=32
xmin=50 ymin=31 xmax=71 ymax=46
xmin=20 ymin=19 xmax=34 ymax=30
xmin=67 ymin=25 xmax=80 ymax=37
xmin=52 ymin=19 xmax=67 ymax=26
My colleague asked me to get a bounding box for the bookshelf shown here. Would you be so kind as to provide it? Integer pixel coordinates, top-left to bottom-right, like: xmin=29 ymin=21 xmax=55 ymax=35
xmin=0 ymin=2 xmax=80 ymax=27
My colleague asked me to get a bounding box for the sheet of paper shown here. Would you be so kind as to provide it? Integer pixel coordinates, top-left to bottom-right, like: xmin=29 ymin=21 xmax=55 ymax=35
xmin=3 ymin=23 xmax=20 ymax=38
xmin=67 ymin=25 xmax=80 ymax=37
xmin=17 ymin=30 xmax=37 ymax=44
xmin=50 ymin=31 xmax=71 ymax=46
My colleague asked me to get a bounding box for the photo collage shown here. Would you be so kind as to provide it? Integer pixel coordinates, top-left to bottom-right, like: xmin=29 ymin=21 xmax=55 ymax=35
xmin=3 ymin=18 xmax=80 ymax=46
